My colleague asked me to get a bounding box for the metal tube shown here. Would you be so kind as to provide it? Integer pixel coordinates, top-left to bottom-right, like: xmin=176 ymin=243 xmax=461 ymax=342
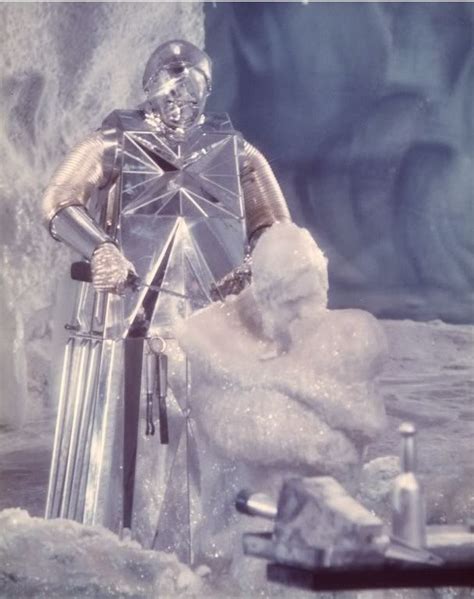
xmin=156 ymin=353 xmax=169 ymax=444
xmin=236 ymin=490 xmax=278 ymax=520
xmin=400 ymin=421 xmax=417 ymax=473
xmin=391 ymin=422 xmax=426 ymax=549
xmin=50 ymin=206 xmax=111 ymax=259
xmin=240 ymin=141 xmax=291 ymax=245
xmin=45 ymin=338 xmax=74 ymax=518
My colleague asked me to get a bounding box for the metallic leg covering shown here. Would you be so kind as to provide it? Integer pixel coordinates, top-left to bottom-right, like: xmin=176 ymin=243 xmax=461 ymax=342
xmin=46 ymin=291 xmax=125 ymax=533
xmin=46 ymin=114 xmax=249 ymax=562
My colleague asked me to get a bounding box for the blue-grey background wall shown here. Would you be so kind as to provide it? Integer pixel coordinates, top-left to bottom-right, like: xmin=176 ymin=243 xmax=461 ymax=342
xmin=205 ymin=3 xmax=474 ymax=323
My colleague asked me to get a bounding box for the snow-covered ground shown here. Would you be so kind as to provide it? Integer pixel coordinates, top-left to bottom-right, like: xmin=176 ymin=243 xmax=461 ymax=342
xmin=0 ymin=316 xmax=472 ymax=598
xmin=0 ymin=509 xmax=205 ymax=598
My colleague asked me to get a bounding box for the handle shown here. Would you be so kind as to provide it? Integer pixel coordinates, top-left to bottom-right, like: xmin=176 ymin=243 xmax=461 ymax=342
xmin=71 ymin=261 xmax=140 ymax=290
xmin=156 ymin=353 xmax=169 ymax=445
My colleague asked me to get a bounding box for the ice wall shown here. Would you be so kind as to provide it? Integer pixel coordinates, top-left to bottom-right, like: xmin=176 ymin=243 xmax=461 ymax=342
xmin=0 ymin=3 xmax=204 ymax=428
xmin=206 ymin=3 xmax=474 ymax=323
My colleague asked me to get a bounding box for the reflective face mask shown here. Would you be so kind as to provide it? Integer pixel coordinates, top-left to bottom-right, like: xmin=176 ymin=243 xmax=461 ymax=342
xmin=146 ymin=65 xmax=209 ymax=129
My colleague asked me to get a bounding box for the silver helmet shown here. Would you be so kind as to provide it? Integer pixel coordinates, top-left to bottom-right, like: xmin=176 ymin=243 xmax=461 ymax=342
xmin=143 ymin=40 xmax=212 ymax=130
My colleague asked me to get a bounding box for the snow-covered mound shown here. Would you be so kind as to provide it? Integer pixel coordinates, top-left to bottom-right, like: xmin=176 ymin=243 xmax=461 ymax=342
xmin=176 ymin=224 xmax=388 ymax=565
xmin=178 ymin=223 xmax=387 ymax=477
xmin=0 ymin=509 xmax=204 ymax=598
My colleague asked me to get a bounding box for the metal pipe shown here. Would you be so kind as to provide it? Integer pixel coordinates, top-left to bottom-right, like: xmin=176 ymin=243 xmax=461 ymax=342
xmin=391 ymin=422 xmax=426 ymax=549
xmin=235 ymin=490 xmax=278 ymax=520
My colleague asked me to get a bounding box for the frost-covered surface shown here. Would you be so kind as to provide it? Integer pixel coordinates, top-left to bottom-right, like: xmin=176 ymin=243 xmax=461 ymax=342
xmin=178 ymin=224 xmax=387 ymax=480
xmin=372 ymin=318 xmax=474 ymax=479
xmin=0 ymin=316 xmax=472 ymax=597
xmin=0 ymin=509 xmax=204 ymax=598
xmin=367 ymin=318 xmax=474 ymax=529
xmin=0 ymin=3 xmax=204 ymax=429
xmin=175 ymin=224 xmax=387 ymax=567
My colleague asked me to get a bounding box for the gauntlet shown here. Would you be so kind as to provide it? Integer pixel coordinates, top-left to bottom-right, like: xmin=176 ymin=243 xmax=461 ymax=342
xmin=91 ymin=242 xmax=136 ymax=293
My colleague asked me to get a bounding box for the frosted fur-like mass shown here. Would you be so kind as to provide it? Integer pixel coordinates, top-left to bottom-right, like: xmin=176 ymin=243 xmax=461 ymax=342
xmin=252 ymin=222 xmax=329 ymax=302
xmin=178 ymin=224 xmax=387 ymax=474
xmin=177 ymin=223 xmax=387 ymax=565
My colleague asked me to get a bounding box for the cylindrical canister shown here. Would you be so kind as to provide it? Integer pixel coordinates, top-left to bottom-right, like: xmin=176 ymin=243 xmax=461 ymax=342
xmin=391 ymin=422 xmax=426 ymax=548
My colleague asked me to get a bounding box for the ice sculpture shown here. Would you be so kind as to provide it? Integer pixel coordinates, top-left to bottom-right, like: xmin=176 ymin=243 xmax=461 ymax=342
xmin=177 ymin=222 xmax=388 ymax=562
xmin=42 ymin=40 xmax=290 ymax=564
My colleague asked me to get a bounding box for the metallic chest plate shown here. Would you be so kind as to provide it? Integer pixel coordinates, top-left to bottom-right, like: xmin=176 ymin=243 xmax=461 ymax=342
xmin=109 ymin=111 xmax=247 ymax=334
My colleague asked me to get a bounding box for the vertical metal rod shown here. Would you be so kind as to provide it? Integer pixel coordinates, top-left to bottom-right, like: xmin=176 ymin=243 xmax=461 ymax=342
xmin=122 ymin=337 xmax=144 ymax=530
xmin=145 ymin=352 xmax=156 ymax=436
xmin=74 ymin=282 xmax=90 ymax=331
xmin=75 ymin=355 xmax=100 ymax=523
xmin=400 ymin=422 xmax=417 ymax=473
xmin=60 ymin=340 xmax=89 ymax=518
xmin=83 ymin=339 xmax=116 ymax=525
xmin=70 ymin=340 xmax=101 ymax=520
xmin=45 ymin=338 xmax=74 ymax=518
xmin=50 ymin=339 xmax=84 ymax=517
xmin=156 ymin=353 xmax=169 ymax=444
xmin=93 ymin=291 xmax=106 ymax=331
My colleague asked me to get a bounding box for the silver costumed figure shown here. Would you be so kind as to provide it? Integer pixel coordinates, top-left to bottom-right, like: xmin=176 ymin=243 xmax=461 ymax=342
xmin=43 ymin=40 xmax=290 ymax=562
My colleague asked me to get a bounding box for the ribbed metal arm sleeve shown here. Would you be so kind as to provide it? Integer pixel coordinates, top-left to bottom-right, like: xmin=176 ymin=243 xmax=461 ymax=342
xmin=42 ymin=131 xmax=108 ymax=223
xmin=240 ymin=141 xmax=291 ymax=245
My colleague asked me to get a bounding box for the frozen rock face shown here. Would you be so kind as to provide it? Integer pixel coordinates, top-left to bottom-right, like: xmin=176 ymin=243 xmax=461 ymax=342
xmin=0 ymin=3 xmax=204 ymax=428
xmin=206 ymin=3 xmax=474 ymax=323
xmin=0 ymin=508 xmax=204 ymax=598
xmin=0 ymin=292 xmax=27 ymax=428
xmin=177 ymin=223 xmax=387 ymax=563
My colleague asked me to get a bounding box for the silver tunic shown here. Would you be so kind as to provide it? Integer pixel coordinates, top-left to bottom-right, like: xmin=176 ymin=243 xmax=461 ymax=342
xmin=44 ymin=106 xmax=290 ymax=562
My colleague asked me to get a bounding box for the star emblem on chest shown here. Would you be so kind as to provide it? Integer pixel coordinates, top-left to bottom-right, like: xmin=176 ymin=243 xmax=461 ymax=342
xmin=120 ymin=130 xmax=243 ymax=220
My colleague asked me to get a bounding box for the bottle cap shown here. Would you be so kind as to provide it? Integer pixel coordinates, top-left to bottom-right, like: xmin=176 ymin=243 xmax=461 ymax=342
xmin=399 ymin=422 xmax=416 ymax=436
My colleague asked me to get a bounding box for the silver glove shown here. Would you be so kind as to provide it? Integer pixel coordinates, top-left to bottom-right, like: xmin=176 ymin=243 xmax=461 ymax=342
xmin=210 ymin=253 xmax=252 ymax=300
xmin=91 ymin=242 xmax=136 ymax=294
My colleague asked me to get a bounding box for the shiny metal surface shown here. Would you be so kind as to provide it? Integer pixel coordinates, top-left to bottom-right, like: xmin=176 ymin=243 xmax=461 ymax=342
xmin=211 ymin=252 xmax=252 ymax=299
xmin=143 ymin=40 xmax=212 ymax=94
xmin=50 ymin=205 xmax=111 ymax=259
xmin=145 ymin=351 xmax=156 ymax=395
xmin=146 ymin=69 xmax=208 ymax=131
xmin=400 ymin=421 xmax=417 ymax=472
xmin=50 ymin=338 xmax=84 ymax=518
xmin=142 ymin=41 xmax=211 ymax=133
xmin=84 ymin=334 xmax=125 ymax=531
xmin=391 ymin=423 xmax=426 ymax=549
xmin=44 ymin=42 xmax=291 ymax=561
xmin=46 ymin=289 xmax=125 ymax=531
xmin=115 ymin=111 xmax=246 ymax=332
xmin=90 ymin=242 xmax=135 ymax=293
xmin=42 ymin=131 xmax=109 ymax=223
xmin=45 ymin=107 xmax=251 ymax=562
xmin=70 ymin=340 xmax=101 ymax=521
xmin=236 ymin=490 xmax=278 ymax=520
xmin=59 ymin=338 xmax=89 ymax=518
xmin=45 ymin=338 xmax=74 ymax=519
xmin=114 ymin=110 xmax=246 ymax=558
xmin=241 ymin=140 xmax=291 ymax=244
